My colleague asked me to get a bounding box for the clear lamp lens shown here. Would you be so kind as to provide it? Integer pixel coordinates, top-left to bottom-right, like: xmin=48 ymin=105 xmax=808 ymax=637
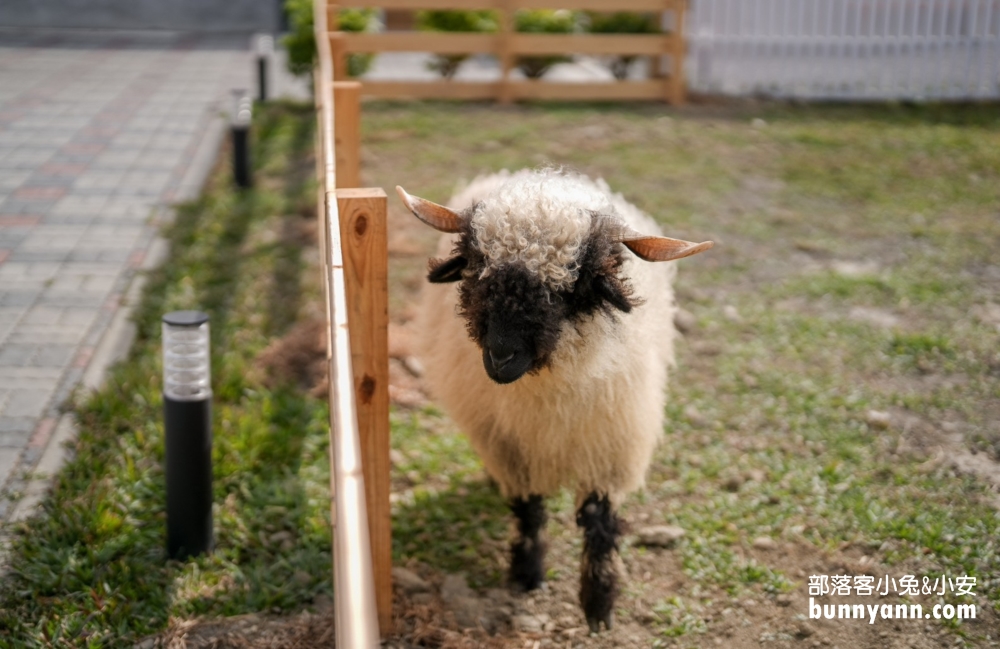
xmin=163 ymin=318 xmax=211 ymax=400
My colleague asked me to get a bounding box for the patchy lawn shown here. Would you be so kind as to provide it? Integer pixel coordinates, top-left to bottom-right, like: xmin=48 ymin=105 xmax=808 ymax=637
xmin=0 ymin=100 xmax=998 ymax=649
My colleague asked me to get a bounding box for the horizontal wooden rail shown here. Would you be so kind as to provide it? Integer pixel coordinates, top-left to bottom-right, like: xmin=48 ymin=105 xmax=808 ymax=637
xmin=511 ymin=33 xmax=672 ymax=55
xmin=359 ymin=78 xmax=667 ymax=99
xmin=341 ymin=32 xmax=497 ymax=53
xmin=346 ymin=0 xmax=675 ymax=9
xmin=340 ymin=32 xmax=675 ymax=55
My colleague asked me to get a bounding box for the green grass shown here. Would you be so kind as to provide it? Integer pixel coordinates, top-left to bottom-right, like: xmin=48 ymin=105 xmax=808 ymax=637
xmin=2 ymin=99 xmax=1000 ymax=646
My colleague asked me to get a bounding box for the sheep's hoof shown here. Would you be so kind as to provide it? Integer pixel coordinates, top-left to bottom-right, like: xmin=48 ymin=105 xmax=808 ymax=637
xmin=587 ymin=612 xmax=614 ymax=634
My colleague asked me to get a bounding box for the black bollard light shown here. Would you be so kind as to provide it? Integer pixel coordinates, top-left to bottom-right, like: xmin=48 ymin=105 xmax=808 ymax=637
xmin=162 ymin=310 xmax=213 ymax=559
xmin=230 ymin=91 xmax=253 ymax=189
xmin=255 ymin=34 xmax=274 ymax=102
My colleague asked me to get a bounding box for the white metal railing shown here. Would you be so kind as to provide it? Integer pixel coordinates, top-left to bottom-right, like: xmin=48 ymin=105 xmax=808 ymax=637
xmin=687 ymin=0 xmax=1000 ymax=99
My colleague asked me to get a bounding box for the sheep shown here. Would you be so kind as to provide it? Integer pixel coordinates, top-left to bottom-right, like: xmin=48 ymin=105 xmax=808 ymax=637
xmin=396 ymin=168 xmax=713 ymax=632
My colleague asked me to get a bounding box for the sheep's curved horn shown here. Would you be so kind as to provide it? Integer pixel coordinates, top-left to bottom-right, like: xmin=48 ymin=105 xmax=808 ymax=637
xmin=396 ymin=186 xmax=466 ymax=233
xmin=618 ymin=232 xmax=714 ymax=262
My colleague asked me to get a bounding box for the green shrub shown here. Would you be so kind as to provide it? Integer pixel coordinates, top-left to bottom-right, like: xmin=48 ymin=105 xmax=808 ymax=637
xmin=586 ymin=12 xmax=660 ymax=80
xmin=283 ymin=0 xmax=379 ymax=79
xmin=515 ymin=9 xmax=580 ymax=79
xmin=416 ymin=10 xmax=499 ymax=79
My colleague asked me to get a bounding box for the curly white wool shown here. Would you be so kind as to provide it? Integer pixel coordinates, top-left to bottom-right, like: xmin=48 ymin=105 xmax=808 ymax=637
xmin=461 ymin=170 xmax=615 ymax=291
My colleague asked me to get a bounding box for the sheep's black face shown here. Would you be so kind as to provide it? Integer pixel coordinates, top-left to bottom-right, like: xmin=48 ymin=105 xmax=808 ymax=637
xmin=427 ymin=216 xmax=640 ymax=385
xmin=465 ymin=266 xmax=566 ymax=384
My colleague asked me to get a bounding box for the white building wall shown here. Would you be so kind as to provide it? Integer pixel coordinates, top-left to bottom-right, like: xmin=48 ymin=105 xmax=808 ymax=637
xmin=687 ymin=0 xmax=1000 ymax=99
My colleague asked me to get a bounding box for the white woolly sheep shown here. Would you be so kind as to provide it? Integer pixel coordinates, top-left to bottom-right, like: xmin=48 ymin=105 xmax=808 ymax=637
xmin=396 ymin=168 xmax=713 ymax=632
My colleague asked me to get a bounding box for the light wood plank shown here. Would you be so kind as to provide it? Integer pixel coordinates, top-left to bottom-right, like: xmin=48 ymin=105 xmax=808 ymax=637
xmin=346 ymin=0 xmax=496 ymax=8
xmin=344 ymin=0 xmax=673 ymax=9
xmin=360 ymin=80 xmax=502 ymax=98
xmin=336 ymin=188 xmax=392 ymax=635
xmin=513 ymin=0 xmax=670 ymax=10
xmin=356 ymin=79 xmax=667 ymax=100
xmin=510 ymin=33 xmax=671 ymax=55
xmin=333 ymin=81 xmax=362 ymax=189
xmin=509 ymin=79 xmax=665 ymax=99
xmin=339 ymin=31 xmax=497 ymax=53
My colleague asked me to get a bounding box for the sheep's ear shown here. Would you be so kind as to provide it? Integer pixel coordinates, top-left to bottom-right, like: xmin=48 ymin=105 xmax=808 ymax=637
xmin=427 ymin=255 xmax=467 ymax=283
xmin=396 ymin=186 xmax=465 ymax=233
xmin=595 ymin=276 xmax=634 ymax=313
xmin=621 ymin=235 xmax=714 ymax=262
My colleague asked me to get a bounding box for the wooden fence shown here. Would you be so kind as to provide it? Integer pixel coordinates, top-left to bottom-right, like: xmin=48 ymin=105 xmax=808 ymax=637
xmin=313 ymin=0 xmax=391 ymax=644
xmin=327 ymin=0 xmax=687 ymax=102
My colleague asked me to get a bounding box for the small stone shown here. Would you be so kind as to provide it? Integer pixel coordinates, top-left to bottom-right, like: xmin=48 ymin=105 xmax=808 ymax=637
xmin=751 ymin=118 xmax=768 ymax=129
xmin=634 ymin=525 xmax=685 ymax=548
xmin=411 ymin=593 xmax=435 ymax=606
xmin=269 ymin=530 xmax=293 ymax=543
xmin=448 ymin=596 xmax=485 ymax=629
xmin=723 ymin=474 xmax=744 ymax=492
xmin=513 ymin=613 xmax=551 ymax=633
xmin=723 ymin=305 xmax=742 ymax=322
xmin=294 ymin=570 xmax=313 ymax=586
xmin=752 ymin=536 xmax=777 ymax=550
xmin=776 ymin=594 xmax=792 ymax=607
xmin=392 ymin=566 xmax=431 ymax=594
xmin=865 ymin=410 xmax=892 ymax=430
xmin=673 ymin=308 xmax=697 ymax=334
xmin=440 ymin=573 xmax=485 ymax=629
xmin=402 ymin=355 xmax=424 ymax=377
xmin=684 ymin=405 xmax=707 ymax=427
xmin=440 ymin=573 xmax=475 ymax=601
xmin=389 ymin=449 xmax=407 ymax=467
xmin=746 ymin=469 xmax=766 ymax=483
xmin=831 ymin=260 xmax=879 ymax=278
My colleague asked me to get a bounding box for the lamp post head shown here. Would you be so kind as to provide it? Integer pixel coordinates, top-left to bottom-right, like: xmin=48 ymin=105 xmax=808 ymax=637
xmin=162 ymin=310 xmax=211 ymax=401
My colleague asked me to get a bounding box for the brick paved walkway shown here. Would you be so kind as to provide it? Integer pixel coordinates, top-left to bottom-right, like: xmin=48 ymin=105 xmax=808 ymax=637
xmin=0 ymin=29 xmax=292 ymax=521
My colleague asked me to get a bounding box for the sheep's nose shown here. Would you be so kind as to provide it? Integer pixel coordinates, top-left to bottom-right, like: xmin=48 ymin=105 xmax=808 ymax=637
xmin=489 ymin=349 xmax=515 ymax=370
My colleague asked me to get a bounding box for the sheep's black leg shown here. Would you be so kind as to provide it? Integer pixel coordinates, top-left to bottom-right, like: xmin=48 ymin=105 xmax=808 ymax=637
xmin=509 ymin=494 xmax=547 ymax=591
xmin=577 ymin=492 xmax=621 ymax=633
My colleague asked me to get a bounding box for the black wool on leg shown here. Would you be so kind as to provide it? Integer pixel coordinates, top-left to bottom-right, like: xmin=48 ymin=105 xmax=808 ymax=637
xmin=509 ymin=494 xmax=547 ymax=591
xmin=576 ymin=492 xmax=622 ymax=633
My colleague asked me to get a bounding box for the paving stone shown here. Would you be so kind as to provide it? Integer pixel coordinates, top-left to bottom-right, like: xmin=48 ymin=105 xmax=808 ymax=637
xmin=0 ymin=199 xmax=57 ymax=215
xmin=8 ymin=248 xmax=70 ymax=262
xmin=0 ymin=451 xmax=17 ymax=486
xmin=5 ymin=324 xmax=86 ymax=346
xmin=0 ymin=307 xmax=25 ymax=325
xmin=0 ymin=416 xmax=34 ymax=435
xmin=21 ymin=306 xmax=63 ymax=326
xmin=0 ymin=345 xmax=34 ymax=366
xmin=1 ymin=388 xmax=53 ymax=419
xmin=0 ymin=291 xmax=39 ymax=307
xmin=33 ymin=344 xmax=76 ymax=368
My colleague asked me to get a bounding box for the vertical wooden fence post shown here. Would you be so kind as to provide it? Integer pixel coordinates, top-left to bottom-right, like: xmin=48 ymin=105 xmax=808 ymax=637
xmin=498 ymin=0 xmax=515 ymax=104
xmin=336 ymin=188 xmax=392 ymax=635
xmin=333 ymin=81 xmax=362 ymax=189
xmin=668 ymin=0 xmax=687 ymax=104
xmin=330 ymin=31 xmax=349 ymax=82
